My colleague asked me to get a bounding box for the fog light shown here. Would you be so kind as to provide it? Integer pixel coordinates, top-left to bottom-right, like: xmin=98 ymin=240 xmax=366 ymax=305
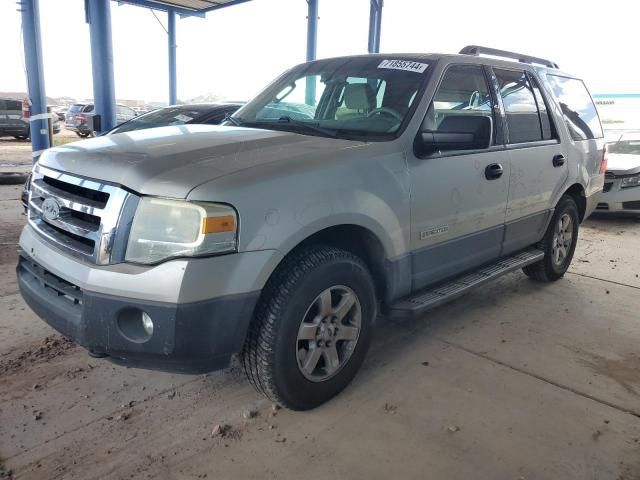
xmin=141 ymin=312 xmax=154 ymax=336
xmin=117 ymin=309 xmax=154 ymax=343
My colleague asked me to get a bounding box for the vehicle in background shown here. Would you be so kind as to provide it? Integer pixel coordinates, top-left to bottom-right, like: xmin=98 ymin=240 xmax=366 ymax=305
xmin=106 ymin=103 xmax=243 ymax=135
xmin=597 ymin=131 xmax=640 ymax=215
xmin=65 ymin=103 xmax=137 ymax=137
xmin=51 ymin=106 xmax=68 ymax=122
xmin=1 ymin=98 xmax=59 ymax=140
xmin=132 ymin=106 xmax=148 ymax=116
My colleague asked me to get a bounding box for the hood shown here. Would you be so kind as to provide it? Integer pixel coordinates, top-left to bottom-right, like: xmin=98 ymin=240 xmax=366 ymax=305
xmin=607 ymin=153 xmax=640 ymax=176
xmin=38 ymin=125 xmax=362 ymax=198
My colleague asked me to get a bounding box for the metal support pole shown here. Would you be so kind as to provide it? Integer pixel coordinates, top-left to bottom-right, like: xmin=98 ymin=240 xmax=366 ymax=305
xmin=367 ymin=0 xmax=382 ymax=54
xmin=305 ymin=0 xmax=318 ymax=105
xmin=374 ymin=0 xmax=382 ymax=53
xmin=86 ymin=0 xmax=116 ymax=134
xmin=168 ymin=9 xmax=177 ymax=105
xmin=19 ymin=0 xmax=50 ymax=162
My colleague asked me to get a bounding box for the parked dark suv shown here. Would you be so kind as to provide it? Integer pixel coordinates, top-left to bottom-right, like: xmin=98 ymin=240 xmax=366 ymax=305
xmin=0 ymin=98 xmax=60 ymax=139
xmin=65 ymin=103 xmax=137 ymax=137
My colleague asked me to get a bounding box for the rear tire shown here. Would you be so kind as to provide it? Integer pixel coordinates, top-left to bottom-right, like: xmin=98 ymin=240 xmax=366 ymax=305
xmin=523 ymin=195 xmax=579 ymax=282
xmin=241 ymin=245 xmax=376 ymax=410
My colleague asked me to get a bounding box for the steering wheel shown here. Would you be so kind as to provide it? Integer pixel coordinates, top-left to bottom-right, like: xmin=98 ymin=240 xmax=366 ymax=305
xmin=367 ymin=107 xmax=403 ymax=122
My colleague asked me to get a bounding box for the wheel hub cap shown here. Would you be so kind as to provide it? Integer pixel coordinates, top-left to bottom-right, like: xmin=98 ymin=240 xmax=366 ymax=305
xmin=296 ymin=285 xmax=362 ymax=382
xmin=551 ymin=213 xmax=573 ymax=266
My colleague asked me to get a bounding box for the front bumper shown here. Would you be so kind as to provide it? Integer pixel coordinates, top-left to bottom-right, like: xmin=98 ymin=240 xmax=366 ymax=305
xmin=17 ymin=225 xmax=282 ymax=374
xmin=596 ymin=181 xmax=640 ymax=214
xmin=17 ymin=253 xmax=260 ymax=373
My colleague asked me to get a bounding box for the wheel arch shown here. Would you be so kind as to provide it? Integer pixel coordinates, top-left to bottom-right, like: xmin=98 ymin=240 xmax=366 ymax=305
xmin=563 ymin=183 xmax=587 ymax=222
xmin=261 ymin=223 xmax=407 ymax=306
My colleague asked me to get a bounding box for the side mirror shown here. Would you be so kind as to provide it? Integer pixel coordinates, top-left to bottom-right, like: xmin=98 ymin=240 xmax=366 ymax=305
xmin=416 ymin=115 xmax=492 ymax=156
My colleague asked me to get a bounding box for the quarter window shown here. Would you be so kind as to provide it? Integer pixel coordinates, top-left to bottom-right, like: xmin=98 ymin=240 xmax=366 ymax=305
xmin=546 ymin=75 xmax=603 ymax=141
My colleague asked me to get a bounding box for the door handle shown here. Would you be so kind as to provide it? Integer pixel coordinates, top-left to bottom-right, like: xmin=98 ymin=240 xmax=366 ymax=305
xmin=485 ymin=163 xmax=504 ymax=180
xmin=552 ymin=154 xmax=566 ymax=167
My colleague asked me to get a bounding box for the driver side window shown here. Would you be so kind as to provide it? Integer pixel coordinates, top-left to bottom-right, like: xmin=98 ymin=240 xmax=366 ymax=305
xmin=424 ymin=64 xmax=496 ymax=145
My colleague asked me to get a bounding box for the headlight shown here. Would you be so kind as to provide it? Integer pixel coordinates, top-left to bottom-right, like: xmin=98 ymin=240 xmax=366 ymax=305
xmin=621 ymin=175 xmax=640 ymax=189
xmin=125 ymin=197 xmax=237 ymax=264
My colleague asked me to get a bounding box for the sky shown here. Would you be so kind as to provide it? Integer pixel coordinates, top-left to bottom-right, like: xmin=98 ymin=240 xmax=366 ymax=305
xmin=1 ymin=0 xmax=638 ymax=104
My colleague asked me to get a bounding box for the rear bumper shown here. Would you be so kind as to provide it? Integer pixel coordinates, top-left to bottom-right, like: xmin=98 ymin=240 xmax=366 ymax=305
xmin=17 ymin=253 xmax=260 ymax=373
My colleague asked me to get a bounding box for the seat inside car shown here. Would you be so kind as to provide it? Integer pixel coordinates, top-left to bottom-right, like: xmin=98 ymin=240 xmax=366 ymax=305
xmin=340 ymin=83 xmax=375 ymax=118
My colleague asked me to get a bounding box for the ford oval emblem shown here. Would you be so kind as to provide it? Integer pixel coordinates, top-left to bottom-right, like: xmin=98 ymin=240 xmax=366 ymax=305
xmin=42 ymin=197 xmax=61 ymax=222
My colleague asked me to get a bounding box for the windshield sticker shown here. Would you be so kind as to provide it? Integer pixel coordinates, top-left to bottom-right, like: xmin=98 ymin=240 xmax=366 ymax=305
xmin=378 ymin=59 xmax=428 ymax=73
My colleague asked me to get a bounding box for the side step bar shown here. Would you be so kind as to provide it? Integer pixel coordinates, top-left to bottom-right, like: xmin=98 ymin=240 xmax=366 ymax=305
xmin=386 ymin=248 xmax=544 ymax=318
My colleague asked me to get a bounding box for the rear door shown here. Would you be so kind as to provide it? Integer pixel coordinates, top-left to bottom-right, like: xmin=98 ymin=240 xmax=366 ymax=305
xmin=492 ymin=68 xmax=568 ymax=254
xmin=407 ymin=63 xmax=511 ymax=290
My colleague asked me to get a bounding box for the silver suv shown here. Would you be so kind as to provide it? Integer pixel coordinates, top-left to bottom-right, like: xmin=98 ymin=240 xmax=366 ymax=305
xmin=18 ymin=46 xmax=605 ymax=410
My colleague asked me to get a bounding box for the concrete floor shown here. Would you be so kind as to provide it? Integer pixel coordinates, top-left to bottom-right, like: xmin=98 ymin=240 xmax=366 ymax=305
xmin=0 ymin=183 xmax=639 ymax=480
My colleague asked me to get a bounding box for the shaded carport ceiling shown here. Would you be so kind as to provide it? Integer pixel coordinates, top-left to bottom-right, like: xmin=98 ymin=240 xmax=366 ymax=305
xmin=117 ymin=0 xmax=255 ymax=17
xmin=20 ymin=0 xmax=384 ymax=160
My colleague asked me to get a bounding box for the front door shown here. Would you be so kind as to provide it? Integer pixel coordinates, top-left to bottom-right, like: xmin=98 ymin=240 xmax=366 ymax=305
xmin=407 ymin=64 xmax=511 ymax=290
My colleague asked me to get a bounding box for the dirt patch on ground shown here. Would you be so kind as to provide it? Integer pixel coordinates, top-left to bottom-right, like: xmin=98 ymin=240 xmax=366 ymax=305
xmin=0 ymin=335 xmax=77 ymax=376
xmin=579 ymin=352 xmax=640 ymax=397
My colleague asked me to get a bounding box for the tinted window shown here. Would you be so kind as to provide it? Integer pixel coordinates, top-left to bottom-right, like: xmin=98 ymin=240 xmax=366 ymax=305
xmin=83 ymin=105 xmax=94 ymax=113
xmin=547 ymin=75 xmax=603 ymax=140
xmin=68 ymin=104 xmax=85 ymax=114
xmin=0 ymin=99 xmax=6 ymax=110
xmin=424 ymin=64 xmax=495 ymax=145
xmin=495 ymin=69 xmax=542 ymax=143
xmin=6 ymin=100 xmax=22 ymax=111
xmin=530 ymin=76 xmax=554 ymax=140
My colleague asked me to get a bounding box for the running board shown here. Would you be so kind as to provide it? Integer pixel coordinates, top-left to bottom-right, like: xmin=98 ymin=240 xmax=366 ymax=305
xmin=386 ymin=249 xmax=544 ymax=317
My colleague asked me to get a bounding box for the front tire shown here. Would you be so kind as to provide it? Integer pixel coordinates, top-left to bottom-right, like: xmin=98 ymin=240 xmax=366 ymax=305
xmin=523 ymin=195 xmax=580 ymax=282
xmin=241 ymin=245 xmax=376 ymax=410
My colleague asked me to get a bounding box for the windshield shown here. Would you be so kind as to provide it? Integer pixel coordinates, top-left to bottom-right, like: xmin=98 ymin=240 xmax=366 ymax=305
xmin=232 ymin=57 xmax=431 ymax=140
xmin=67 ymin=104 xmax=85 ymax=114
xmin=607 ymin=131 xmax=640 ymax=155
xmin=108 ymin=105 xmax=211 ymax=134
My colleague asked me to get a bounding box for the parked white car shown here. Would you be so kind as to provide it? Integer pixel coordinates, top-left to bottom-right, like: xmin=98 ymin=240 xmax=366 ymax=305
xmin=597 ymin=131 xmax=640 ymax=215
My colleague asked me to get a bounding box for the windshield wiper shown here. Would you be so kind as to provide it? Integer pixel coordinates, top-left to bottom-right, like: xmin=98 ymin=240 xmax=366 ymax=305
xmin=223 ymin=113 xmax=244 ymax=126
xmin=271 ymin=116 xmax=339 ymax=138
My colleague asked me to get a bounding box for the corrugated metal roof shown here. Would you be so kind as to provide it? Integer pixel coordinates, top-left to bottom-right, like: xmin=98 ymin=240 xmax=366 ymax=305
xmin=118 ymin=0 xmax=254 ymax=16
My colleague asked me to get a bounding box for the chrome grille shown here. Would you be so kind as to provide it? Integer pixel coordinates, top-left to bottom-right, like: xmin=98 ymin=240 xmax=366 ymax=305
xmin=28 ymin=164 xmax=134 ymax=265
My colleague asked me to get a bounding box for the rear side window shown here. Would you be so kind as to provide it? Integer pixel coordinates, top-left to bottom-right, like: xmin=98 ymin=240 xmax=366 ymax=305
xmin=6 ymin=100 xmax=22 ymax=111
xmin=494 ymin=69 xmax=546 ymax=144
xmin=546 ymin=75 xmax=603 ymax=141
xmin=529 ymin=76 xmax=554 ymax=140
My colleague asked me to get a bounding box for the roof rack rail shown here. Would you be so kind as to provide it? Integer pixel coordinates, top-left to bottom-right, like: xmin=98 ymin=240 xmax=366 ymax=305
xmin=459 ymin=45 xmax=559 ymax=69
